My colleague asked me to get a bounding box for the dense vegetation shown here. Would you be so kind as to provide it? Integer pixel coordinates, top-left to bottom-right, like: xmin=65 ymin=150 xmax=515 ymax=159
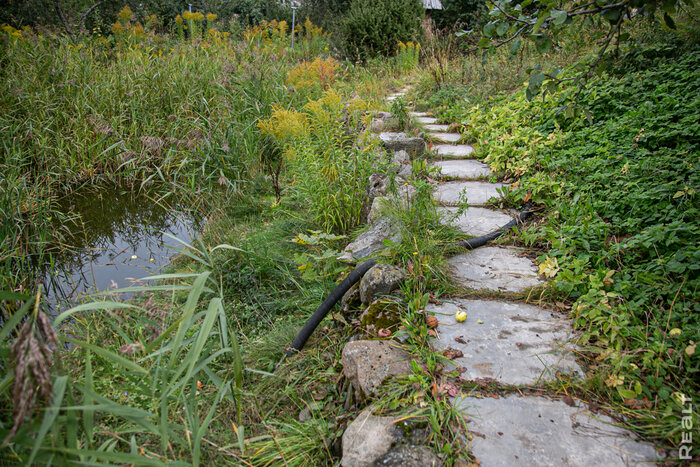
xmin=1 ymin=1 xmax=698 ymax=465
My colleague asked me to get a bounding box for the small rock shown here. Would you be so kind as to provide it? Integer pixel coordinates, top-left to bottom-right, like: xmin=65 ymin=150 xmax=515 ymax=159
xmin=391 ymin=150 xmax=410 ymax=165
xmin=341 ymin=409 xmax=401 ymax=467
xmin=368 ymin=196 xmax=390 ymax=223
xmin=368 ymin=174 xmax=389 ymax=201
xmin=360 ymin=264 xmax=406 ymax=304
xmin=398 ymin=163 xmax=413 ymax=179
xmin=379 ymin=132 xmax=425 ymax=157
xmin=341 ymin=341 xmax=412 ymax=397
xmin=341 ymin=283 xmax=362 ymax=313
xmin=338 ymin=217 xmax=402 ymax=262
xmin=373 ymin=445 xmax=441 ymax=466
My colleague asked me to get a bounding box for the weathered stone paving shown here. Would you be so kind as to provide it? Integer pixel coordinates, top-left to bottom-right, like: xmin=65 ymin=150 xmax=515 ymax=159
xmin=433 ymin=181 xmax=506 ymax=206
xmin=433 ymin=144 xmax=474 ymax=158
xmin=431 ymin=159 xmax=490 ymax=179
xmin=447 ymin=246 xmax=543 ymax=292
xmin=341 ymin=91 xmax=661 ymax=466
xmin=428 ymin=300 xmax=581 ymax=384
xmin=438 ymin=206 xmax=513 ymax=236
xmin=430 ymin=132 xmax=462 ymax=143
xmin=455 ymin=395 xmax=662 ymax=466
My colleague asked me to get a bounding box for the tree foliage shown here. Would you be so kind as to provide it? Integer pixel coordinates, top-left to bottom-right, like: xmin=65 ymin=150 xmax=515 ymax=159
xmin=469 ymin=0 xmax=693 ymax=99
xmin=340 ymin=0 xmax=424 ymax=61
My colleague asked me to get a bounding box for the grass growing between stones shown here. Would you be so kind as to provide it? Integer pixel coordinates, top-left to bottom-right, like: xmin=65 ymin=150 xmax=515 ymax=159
xmin=415 ymin=13 xmax=700 ymax=456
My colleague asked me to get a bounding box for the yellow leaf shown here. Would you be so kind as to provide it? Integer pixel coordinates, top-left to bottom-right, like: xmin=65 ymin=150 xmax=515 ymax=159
xmin=669 ymin=328 xmax=682 ymax=337
xmin=685 ymin=342 xmax=696 ymax=357
xmin=538 ymin=256 xmax=559 ymax=278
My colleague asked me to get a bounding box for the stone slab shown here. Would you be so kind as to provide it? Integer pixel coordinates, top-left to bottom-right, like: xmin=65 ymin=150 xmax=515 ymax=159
xmin=434 ymin=144 xmax=475 ymax=158
xmin=424 ymin=124 xmax=450 ymax=132
xmin=428 ymin=300 xmax=581 ymax=384
xmin=433 ymin=181 xmax=506 ymax=206
xmin=447 ymin=246 xmax=543 ymax=292
xmin=431 ymin=160 xmax=490 ymax=179
xmin=378 ymin=132 xmax=425 ymax=156
xmin=455 ymin=395 xmax=662 ymax=466
xmin=338 ymin=217 xmax=402 ymax=262
xmin=430 ymin=132 xmax=462 ymax=143
xmin=438 ymin=206 xmax=513 ymax=236
xmin=415 ymin=117 xmax=438 ymax=124
xmin=409 ymin=111 xmax=429 ymax=117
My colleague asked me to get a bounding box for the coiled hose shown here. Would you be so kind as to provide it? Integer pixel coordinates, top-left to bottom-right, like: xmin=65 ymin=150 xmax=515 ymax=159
xmin=286 ymin=209 xmax=533 ymax=355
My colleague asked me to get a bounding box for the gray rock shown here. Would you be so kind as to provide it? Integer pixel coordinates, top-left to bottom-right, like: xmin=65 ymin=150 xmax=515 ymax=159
xmin=448 ymin=246 xmax=543 ymax=292
xmin=431 ymin=160 xmax=490 ymax=180
xmin=438 ymin=206 xmax=513 ymax=236
xmin=455 ymin=395 xmax=662 ymax=466
xmin=341 ymin=283 xmax=362 ymax=313
xmin=379 ymin=132 xmax=425 ymax=156
xmin=341 ymin=341 xmax=412 ymax=397
xmin=368 ymin=173 xmax=389 ymax=201
xmin=398 ymin=163 xmax=412 ymax=179
xmin=369 ymin=119 xmax=386 ymax=133
xmin=360 ymin=264 xmax=406 ymax=304
xmin=433 ymin=181 xmax=507 ymax=206
xmin=391 ymin=150 xmax=410 ymax=165
xmin=373 ymin=445 xmax=441 ymax=466
xmin=427 ymin=300 xmax=581 ymax=385
xmin=342 ymin=409 xmax=401 ymax=467
xmin=429 ymin=132 xmax=462 ymax=143
xmin=338 ymin=217 xmax=402 ymax=262
xmin=409 ymin=111 xmax=429 ymax=117
xmin=368 ymin=196 xmax=390 ymax=224
xmin=433 ymin=144 xmax=474 ymax=158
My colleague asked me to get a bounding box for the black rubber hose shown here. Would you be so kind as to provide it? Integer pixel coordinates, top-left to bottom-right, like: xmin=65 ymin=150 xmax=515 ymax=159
xmin=287 ymin=258 xmax=376 ymax=355
xmin=286 ymin=208 xmax=534 ymax=355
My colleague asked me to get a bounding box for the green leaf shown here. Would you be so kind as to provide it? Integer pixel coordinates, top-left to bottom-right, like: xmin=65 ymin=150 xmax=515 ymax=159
xmin=617 ymin=387 xmax=637 ymax=399
xmin=66 ymin=338 xmax=148 ymax=375
xmin=509 ymin=37 xmax=522 ymax=55
xmin=53 ymin=301 xmax=136 ymax=327
xmin=483 ymin=22 xmax=496 ymax=38
xmin=496 ymin=21 xmax=509 ymax=36
xmin=551 ymin=9 xmax=567 ymax=25
xmin=0 ymin=297 xmax=32 ymax=341
xmin=29 ymin=375 xmax=68 ymax=465
xmin=663 ymin=12 xmax=676 ymax=29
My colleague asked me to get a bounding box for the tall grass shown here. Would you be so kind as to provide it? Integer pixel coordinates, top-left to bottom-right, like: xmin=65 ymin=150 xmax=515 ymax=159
xmin=1 ymin=241 xmax=247 ymax=465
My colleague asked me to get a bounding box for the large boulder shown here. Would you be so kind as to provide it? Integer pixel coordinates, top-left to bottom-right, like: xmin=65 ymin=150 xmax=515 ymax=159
xmin=338 ymin=217 xmax=402 ymax=262
xmin=342 ymin=340 xmax=412 ymax=397
xmin=360 ymin=264 xmax=406 ymax=304
xmin=379 ymin=132 xmax=425 ymax=157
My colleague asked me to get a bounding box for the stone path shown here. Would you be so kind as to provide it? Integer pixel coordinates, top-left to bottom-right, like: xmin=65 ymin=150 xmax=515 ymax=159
xmin=417 ymin=109 xmax=662 ymax=465
xmin=340 ymin=97 xmax=662 ymax=466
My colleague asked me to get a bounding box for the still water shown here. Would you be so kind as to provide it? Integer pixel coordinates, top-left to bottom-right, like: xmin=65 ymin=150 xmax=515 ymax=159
xmin=45 ymin=184 xmax=199 ymax=308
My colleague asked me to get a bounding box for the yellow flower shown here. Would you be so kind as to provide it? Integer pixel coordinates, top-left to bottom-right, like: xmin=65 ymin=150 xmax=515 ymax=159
xmin=117 ymin=5 xmax=133 ymax=23
xmin=206 ymin=13 xmax=217 ymax=22
xmin=175 ymin=14 xmax=183 ymax=25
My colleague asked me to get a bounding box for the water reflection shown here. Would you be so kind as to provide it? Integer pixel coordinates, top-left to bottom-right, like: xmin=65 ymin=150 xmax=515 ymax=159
xmin=45 ymin=185 xmax=199 ymax=308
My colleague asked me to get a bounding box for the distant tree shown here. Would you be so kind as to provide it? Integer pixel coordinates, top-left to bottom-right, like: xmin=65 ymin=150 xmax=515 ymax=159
xmin=340 ymin=0 xmax=423 ymax=61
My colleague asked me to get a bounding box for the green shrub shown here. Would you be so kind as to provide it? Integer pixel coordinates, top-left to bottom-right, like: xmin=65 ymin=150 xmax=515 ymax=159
xmin=340 ymin=0 xmax=423 ymax=62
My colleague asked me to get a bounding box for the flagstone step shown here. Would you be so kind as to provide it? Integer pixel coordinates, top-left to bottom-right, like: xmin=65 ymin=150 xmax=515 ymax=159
xmin=438 ymin=207 xmax=513 ymax=236
xmin=433 ymin=144 xmax=475 ymax=158
xmin=431 ymin=160 xmax=490 ymax=179
xmin=447 ymin=246 xmax=543 ymax=292
xmin=430 ymin=132 xmax=462 ymax=143
xmin=424 ymin=124 xmax=450 ymax=132
xmin=415 ymin=116 xmax=438 ymax=124
xmin=409 ymin=111 xmax=429 ymax=117
xmin=428 ymin=300 xmax=581 ymax=385
xmin=454 ymin=395 xmax=662 ymax=466
xmin=433 ymin=181 xmax=506 ymax=206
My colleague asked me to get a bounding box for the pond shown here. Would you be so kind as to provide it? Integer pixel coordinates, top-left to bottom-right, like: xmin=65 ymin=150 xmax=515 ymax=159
xmin=44 ymin=184 xmax=200 ymax=309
